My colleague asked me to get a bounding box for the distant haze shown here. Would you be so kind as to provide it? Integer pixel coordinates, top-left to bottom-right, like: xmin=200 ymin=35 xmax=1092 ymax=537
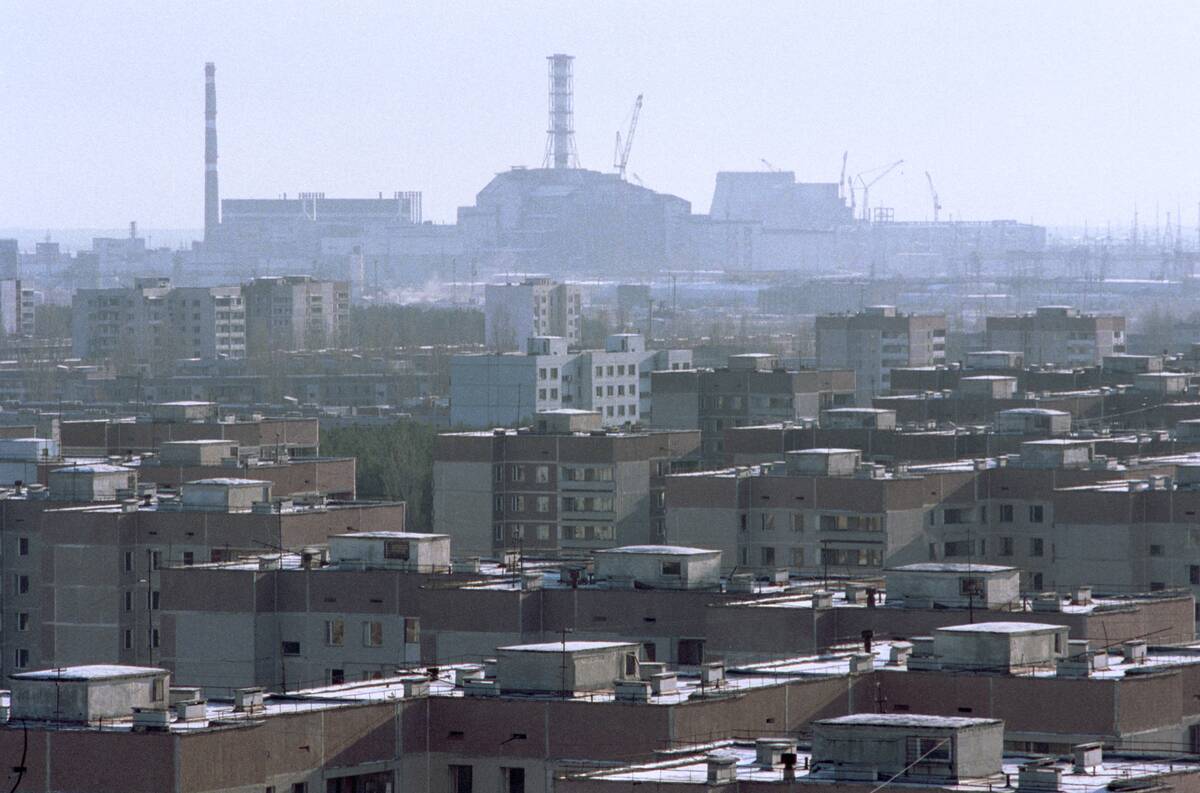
xmin=3 ymin=1 xmax=1198 ymax=232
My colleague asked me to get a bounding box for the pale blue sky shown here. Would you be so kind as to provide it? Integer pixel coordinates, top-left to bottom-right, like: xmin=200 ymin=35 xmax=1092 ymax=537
xmin=2 ymin=1 xmax=1197 ymax=232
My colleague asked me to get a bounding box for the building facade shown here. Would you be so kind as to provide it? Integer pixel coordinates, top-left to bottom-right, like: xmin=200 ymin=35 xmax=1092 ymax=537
xmin=816 ymin=306 xmax=947 ymax=404
xmin=484 ymin=278 xmax=582 ymax=351
xmin=985 ymin=306 xmax=1127 ymax=366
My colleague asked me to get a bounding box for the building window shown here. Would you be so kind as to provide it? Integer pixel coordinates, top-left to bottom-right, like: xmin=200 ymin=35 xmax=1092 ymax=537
xmin=14 ymin=575 xmax=28 ymax=595
xmin=124 ymin=551 xmax=133 ymax=572
xmin=536 ymin=524 xmax=550 ymax=540
xmin=1029 ymin=505 xmax=1045 ymax=523
xmin=943 ymin=508 xmax=971 ymax=525
xmin=17 ymin=613 xmax=28 ymax=631
xmin=123 ymin=630 xmax=132 ymax=650
xmin=790 ymin=547 xmax=804 ymax=567
xmin=1030 ymin=538 xmax=1044 ymax=557
xmin=791 ymin=513 xmax=804 ymax=532
xmin=17 ymin=537 xmax=28 ymax=556
xmin=152 ymin=629 xmax=159 ymax=648
xmin=13 ymin=649 xmax=27 ymax=669
xmin=536 ymin=496 xmax=550 ymax=513
xmin=363 ymin=621 xmax=383 ymax=647
xmin=404 ymin=617 xmax=420 ymax=644
xmin=124 ymin=591 xmax=133 ymax=611
xmin=1032 ymin=573 xmax=1044 ymax=590
xmin=450 ymin=765 xmax=474 ymax=793
xmin=328 ymin=669 xmax=344 ymax=686
xmin=535 ymin=465 xmax=550 ymax=483
xmin=503 ymin=767 xmax=526 ymax=793
xmin=151 ymin=591 xmax=160 ymax=610
xmin=510 ymin=465 xmax=525 ymax=482
xmin=325 ymin=619 xmax=344 ymax=646
xmin=183 ymin=551 xmax=194 ymax=566
xmin=281 ymin=641 xmax=301 ymax=655
xmin=760 ymin=513 xmax=776 ymax=531
xmin=760 ymin=546 xmax=776 ymax=566
xmin=1000 ymin=537 xmax=1014 ymax=556
xmin=1191 ymin=565 xmax=1200 ymax=585
xmin=150 ymin=551 xmax=162 ymax=570
xmin=511 ymin=496 xmax=525 ymax=512
xmin=384 ymin=540 xmax=410 ymax=560
xmin=1150 ymin=545 xmax=1165 ymax=557
xmin=661 ymin=561 xmax=682 ymax=576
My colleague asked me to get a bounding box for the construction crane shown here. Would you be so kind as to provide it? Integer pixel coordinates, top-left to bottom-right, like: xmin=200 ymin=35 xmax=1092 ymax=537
xmin=760 ymin=158 xmax=780 ymax=172
xmin=925 ymin=171 xmax=942 ymax=222
xmin=613 ymin=94 xmax=643 ymax=180
xmin=838 ymin=151 xmax=849 ymax=201
xmin=854 ymin=159 xmax=904 ymax=222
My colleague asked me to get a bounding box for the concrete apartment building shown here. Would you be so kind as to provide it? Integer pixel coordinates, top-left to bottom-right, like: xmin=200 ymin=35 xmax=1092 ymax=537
xmin=815 ymin=305 xmax=947 ymax=403
xmin=450 ymin=333 xmax=691 ymax=429
xmin=665 ymin=447 xmax=977 ymax=576
xmin=485 ymin=278 xmax=582 ymax=351
xmin=60 ymin=403 xmax=321 ymax=458
xmin=650 ymin=354 xmax=855 ymax=462
xmin=13 ymin=609 xmax=1200 ymax=793
xmin=72 ymin=278 xmax=247 ymax=362
xmin=0 ymin=278 xmax=33 ymax=338
xmin=985 ymin=305 xmax=1126 ymax=366
xmin=159 ymin=540 xmax=1191 ymax=694
xmin=433 ymin=409 xmax=700 ymax=557
xmin=243 ymin=274 xmax=349 ymax=356
xmin=0 ymin=474 xmax=406 ymax=680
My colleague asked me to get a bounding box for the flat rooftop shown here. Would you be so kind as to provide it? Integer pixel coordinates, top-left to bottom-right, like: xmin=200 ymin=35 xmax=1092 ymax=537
xmin=569 ymin=741 xmax=1200 ymax=788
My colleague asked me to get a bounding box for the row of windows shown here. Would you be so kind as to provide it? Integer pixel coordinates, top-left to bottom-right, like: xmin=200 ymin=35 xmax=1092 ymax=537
xmin=595 ymin=384 xmax=637 ymax=398
xmin=740 ymin=513 xmax=882 ymax=533
xmin=495 ymin=524 xmax=615 ymax=541
xmin=319 ymin=619 xmax=417 ymax=647
xmin=738 ymin=545 xmax=882 ymax=568
xmin=940 ymin=537 xmax=1044 ymax=559
xmin=496 ymin=465 xmax=619 ymax=484
xmin=935 ymin=504 xmax=1045 ymax=526
xmin=595 ymin=364 xmax=637 ymax=378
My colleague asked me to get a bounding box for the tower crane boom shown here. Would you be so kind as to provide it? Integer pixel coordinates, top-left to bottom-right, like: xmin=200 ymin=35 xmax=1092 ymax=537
xmin=925 ymin=171 xmax=942 ymax=222
xmin=614 ymin=94 xmax=643 ymax=180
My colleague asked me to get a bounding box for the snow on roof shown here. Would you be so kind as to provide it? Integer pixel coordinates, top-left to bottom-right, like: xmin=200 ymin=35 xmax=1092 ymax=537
xmin=790 ymin=447 xmax=859 ymax=455
xmin=818 ymin=713 xmax=1001 ymax=729
xmin=937 ymin=621 xmax=1060 ymax=634
xmin=498 ymin=641 xmax=638 ymax=653
xmin=596 ymin=545 xmax=717 ymax=556
xmin=335 ymin=531 xmax=448 ymax=541
xmin=889 ymin=563 xmax=1015 ymax=574
xmin=12 ymin=664 xmax=165 ymax=681
xmin=186 ymin=478 xmax=271 ymax=486
xmin=50 ymin=463 xmax=131 ymax=474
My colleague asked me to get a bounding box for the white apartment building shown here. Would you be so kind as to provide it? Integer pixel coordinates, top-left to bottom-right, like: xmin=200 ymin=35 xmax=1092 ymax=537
xmin=484 ymin=278 xmax=582 ymax=351
xmin=450 ymin=334 xmax=691 ymax=428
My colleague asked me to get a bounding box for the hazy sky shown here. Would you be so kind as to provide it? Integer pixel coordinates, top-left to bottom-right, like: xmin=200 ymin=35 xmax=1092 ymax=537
xmin=4 ymin=1 xmax=1199 ymax=234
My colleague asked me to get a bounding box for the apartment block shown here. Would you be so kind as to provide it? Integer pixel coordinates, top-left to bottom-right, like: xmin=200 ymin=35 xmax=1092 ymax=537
xmin=484 ymin=278 xmax=581 ymax=351
xmin=0 ymin=476 xmax=405 ymax=679
xmin=243 ymin=275 xmax=349 ymax=356
xmin=72 ymin=278 xmax=247 ymax=362
xmin=650 ymin=354 xmax=855 ymax=462
xmin=450 ymin=334 xmax=691 ymax=429
xmin=985 ymin=306 xmax=1126 ymax=366
xmin=433 ymin=409 xmax=700 ymax=557
xmin=815 ymin=305 xmax=947 ymax=403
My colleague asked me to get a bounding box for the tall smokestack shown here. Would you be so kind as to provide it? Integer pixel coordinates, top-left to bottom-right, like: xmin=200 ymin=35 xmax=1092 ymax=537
xmin=542 ymin=54 xmax=577 ymax=169
xmin=204 ymin=62 xmax=219 ymax=241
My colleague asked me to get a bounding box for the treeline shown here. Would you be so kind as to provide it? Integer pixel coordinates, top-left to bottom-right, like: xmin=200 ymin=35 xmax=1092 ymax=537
xmin=321 ymin=421 xmax=438 ymax=530
xmin=349 ymin=305 xmax=484 ymax=350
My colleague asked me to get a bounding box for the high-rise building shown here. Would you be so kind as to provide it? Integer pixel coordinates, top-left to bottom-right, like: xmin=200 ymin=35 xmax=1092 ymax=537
xmin=450 ymin=334 xmax=691 ymax=429
xmin=243 ymin=275 xmax=349 ymax=357
xmin=816 ymin=306 xmax=947 ymax=404
xmin=434 ymin=409 xmax=700 ymax=557
xmin=71 ymin=278 xmax=246 ymax=362
xmin=484 ymin=279 xmax=581 ymax=351
xmin=985 ymin=306 xmax=1126 ymax=366
xmin=650 ymin=354 xmax=856 ymax=463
